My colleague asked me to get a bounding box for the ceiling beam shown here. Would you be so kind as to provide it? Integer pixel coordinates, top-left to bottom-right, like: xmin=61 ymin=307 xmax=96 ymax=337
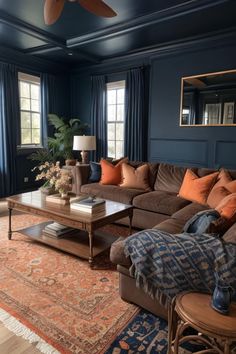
xmin=0 ymin=10 xmax=99 ymax=64
xmin=67 ymin=0 xmax=228 ymax=48
xmin=0 ymin=10 xmax=65 ymax=47
xmin=24 ymin=44 xmax=100 ymax=63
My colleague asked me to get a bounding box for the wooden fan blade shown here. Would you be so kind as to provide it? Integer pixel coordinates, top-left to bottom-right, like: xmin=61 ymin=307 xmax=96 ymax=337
xmin=44 ymin=0 xmax=65 ymax=25
xmin=78 ymin=0 xmax=117 ymax=18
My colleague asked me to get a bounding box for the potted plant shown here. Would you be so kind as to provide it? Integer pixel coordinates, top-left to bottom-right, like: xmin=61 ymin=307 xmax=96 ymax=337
xmin=48 ymin=114 xmax=88 ymax=165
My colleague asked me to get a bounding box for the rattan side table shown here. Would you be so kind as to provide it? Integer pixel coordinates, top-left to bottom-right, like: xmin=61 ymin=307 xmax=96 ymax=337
xmin=168 ymin=291 xmax=236 ymax=354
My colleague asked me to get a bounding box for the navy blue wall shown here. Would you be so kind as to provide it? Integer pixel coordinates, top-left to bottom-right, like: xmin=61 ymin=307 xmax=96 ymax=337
xmin=149 ymin=44 xmax=236 ymax=169
xmin=71 ymin=41 xmax=236 ymax=169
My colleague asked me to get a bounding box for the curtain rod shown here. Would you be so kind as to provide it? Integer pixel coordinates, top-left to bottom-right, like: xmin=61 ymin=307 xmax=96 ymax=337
xmin=91 ymin=64 xmax=147 ymax=78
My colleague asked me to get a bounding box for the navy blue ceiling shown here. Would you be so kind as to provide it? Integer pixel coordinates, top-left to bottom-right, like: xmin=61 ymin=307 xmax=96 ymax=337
xmin=0 ymin=0 xmax=235 ymax=66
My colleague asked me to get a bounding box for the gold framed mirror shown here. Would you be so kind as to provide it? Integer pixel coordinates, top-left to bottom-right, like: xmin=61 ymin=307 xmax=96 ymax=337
xmin=180 ymin=69 xmax=236 ymax=126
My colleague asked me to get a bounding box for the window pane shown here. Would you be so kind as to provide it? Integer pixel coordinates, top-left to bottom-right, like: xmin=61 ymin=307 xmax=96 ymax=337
xmin=31 ymin=84 xmax=39 ymax=99
xmin=21 ymin=129 xmax=31 ymax=144
xmin=20 ymin=82 xmax=30 ymax=98
xmin=117 ymin=89 xmax=124 ymax=104
xmin=108 ymin=141 xmax=115 ymax=158
xmin=107 ymin=90 xmax=116 ymax=104
xmin=116 ymin=141 xmax=124 ymax=158
xmin=32 ymin=129 xmax=40 ymax=144
xmin=21 ymin=112 xmax=31 ymax=128
xmin=31 ymin=99 xmax=39 ymax=112
xmin=32 ymin=113 xmax=40 ymax=128
xmin=116 ymin=123 xmax=124 ymax=140
xmin=107 ymin=105 xmax=116 ymax=121
xmin=21 ymin=98 xmax=30 ymax=110
xmin=117 ymin=104 xmax=124 ymax=121
xmin=108 ymin=123 xmax=115 ymax=140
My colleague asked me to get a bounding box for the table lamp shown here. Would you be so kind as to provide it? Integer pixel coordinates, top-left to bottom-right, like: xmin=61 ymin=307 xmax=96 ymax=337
xmin=73 ymin=135 xmax=96 ymax=164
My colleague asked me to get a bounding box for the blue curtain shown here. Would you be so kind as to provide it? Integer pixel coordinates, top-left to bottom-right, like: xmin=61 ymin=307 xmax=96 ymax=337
xmin=91 ymin=75 xmax=107 ymax=161
xmin=0 ymin=63 xmax=19 ymax=197
xmin=40 ymin=73 xmax=56 ymax=146
xmin=125 ymin=67 xmax=148 ymax=161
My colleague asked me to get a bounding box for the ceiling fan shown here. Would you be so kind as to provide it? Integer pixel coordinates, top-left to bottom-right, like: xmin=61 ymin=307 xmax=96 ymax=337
xmin=44 ymin=0 xmax=117 ymax=25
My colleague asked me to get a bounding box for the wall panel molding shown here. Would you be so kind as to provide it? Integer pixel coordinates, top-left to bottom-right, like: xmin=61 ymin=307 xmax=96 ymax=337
xmin=150 ymin=138 xmax=208 ymax=166
xmin=214 ymin=140 xmax=236 ymax=169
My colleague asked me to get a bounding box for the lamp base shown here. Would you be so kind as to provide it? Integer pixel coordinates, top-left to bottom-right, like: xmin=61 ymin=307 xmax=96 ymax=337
xmin=80 ymin=150 xmax=88 ymax=164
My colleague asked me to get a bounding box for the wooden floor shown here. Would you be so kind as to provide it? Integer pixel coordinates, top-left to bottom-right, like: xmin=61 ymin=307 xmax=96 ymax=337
xmin=0 ymin=200 xmax=42 ymax=353
xmin=0 ymin=323 xmax=41 ymax=354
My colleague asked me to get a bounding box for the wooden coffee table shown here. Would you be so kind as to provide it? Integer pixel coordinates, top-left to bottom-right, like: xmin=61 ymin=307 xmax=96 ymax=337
xmin=7 ymin=191 xmax=133 ymax=266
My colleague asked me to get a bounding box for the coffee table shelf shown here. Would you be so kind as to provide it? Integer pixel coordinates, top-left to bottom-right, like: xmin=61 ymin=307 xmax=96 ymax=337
xmin=18 ymin=221 xmax=118 ymax=259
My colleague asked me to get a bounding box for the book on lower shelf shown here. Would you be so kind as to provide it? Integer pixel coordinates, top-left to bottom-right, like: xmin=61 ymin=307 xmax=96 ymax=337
xmin=43 ymin=222 xmax=76 ymax=238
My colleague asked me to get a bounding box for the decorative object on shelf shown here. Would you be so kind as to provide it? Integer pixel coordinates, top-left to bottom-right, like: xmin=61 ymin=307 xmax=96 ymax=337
xmin=73 ymin=135 xmax=96 ymax=164
xmin=44 ymin=0 xmax=117 ymax=26
xmin=33 ymin=161 xmax=72 ymax=196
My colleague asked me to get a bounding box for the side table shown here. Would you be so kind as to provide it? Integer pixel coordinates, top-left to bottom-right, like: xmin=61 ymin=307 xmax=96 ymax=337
xmin=168 ymin=291 xmax=236 ymax=354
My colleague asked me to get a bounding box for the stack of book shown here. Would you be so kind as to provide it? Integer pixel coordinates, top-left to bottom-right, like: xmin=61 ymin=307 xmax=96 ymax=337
xmin=70 ymin=197 xmax=105 ymax=215
xmin=43 ymin=222 xmax=76 ymax=238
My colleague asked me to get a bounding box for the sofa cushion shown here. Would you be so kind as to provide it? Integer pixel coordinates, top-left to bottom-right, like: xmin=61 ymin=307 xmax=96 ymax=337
xmin=81 ymin=183 xmax=145 ymax=205
xmin=154 ymin=163 xmax=187 ymax=193
xmin=110 ymin=237 xmax=131 ymax=266
xmin=153 ymin=218 xmax=185 ymax=234
xmin=172 ymin=202 xmax=209 ymax=222
xmin=222 ymin=223 xmax=236 ymax=244
xmin=120 ymin=163 xmax=151 ymax=191
xmin=178 ymin=169 xmax=218 ymax=205
xmin=133 ymin=190 xmax=190 ymax=215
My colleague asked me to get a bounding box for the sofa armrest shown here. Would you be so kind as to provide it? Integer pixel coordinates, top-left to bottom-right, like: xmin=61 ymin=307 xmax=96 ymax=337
xmin=70 ymin=164 xmax=90 ymax=195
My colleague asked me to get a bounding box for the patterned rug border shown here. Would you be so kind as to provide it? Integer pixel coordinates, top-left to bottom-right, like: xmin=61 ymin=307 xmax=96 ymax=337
xmin=0 ymin=301 xmax=68 ymax=354
xmin=0 ymin=301 xmax=141 ymax=354
xmin=97 ymin=307 xmax=140 ymax=354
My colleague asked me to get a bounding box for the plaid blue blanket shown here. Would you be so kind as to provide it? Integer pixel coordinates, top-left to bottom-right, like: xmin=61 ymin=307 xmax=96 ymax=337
xmin=124 ymin=230 xmax=236 ymax=306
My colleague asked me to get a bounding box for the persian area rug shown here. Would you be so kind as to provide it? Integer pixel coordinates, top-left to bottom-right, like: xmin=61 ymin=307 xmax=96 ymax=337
xmin=105 ymin=309 xmax=205 ymax=354
xmin=0 ymin=212 xmax=138 ymax=354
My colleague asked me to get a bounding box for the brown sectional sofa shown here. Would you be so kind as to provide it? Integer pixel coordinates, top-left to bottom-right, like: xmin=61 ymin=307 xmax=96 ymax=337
xmin=71 ymin=161 xmax=236 ymax=319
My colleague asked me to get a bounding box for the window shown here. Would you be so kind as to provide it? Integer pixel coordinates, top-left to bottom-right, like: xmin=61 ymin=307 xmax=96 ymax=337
xmin=18 ymin=72 xmax=41 ymax=146
xmin=106 ymin=80 xmax=125 ymax=159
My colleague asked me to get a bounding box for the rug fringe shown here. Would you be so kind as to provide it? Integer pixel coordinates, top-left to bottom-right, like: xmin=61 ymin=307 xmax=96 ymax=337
xmin=0 ymin=308 xmax=60 ymax=354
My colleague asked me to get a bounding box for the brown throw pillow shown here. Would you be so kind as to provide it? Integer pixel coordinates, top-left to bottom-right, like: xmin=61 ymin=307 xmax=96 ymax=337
xmin=207 ymin=170 xmax=236 ymax=207
xmin=207 ymin=186 xmax=231 ymax=208
xmin=120 ymin=163 xmax=151 ymax=191
xmin=212 ymin=169 xmax=232 ymax=190
xmin=178 ymin=169 xmax=218 ymax=205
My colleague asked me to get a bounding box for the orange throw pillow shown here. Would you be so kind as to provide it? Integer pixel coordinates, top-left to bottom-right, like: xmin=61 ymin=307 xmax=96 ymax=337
xmin=216 ymin=193 xmax=236 ymax=220
xmin=100 ymin=159 xmax=126 ymax=185
xmin=178 ymin=169 xmax=218 ymax=205
xmin=207 ymin=186 xmax=231 ymax=208
xmin=120 ymin=163 xmax=151 ymax=191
